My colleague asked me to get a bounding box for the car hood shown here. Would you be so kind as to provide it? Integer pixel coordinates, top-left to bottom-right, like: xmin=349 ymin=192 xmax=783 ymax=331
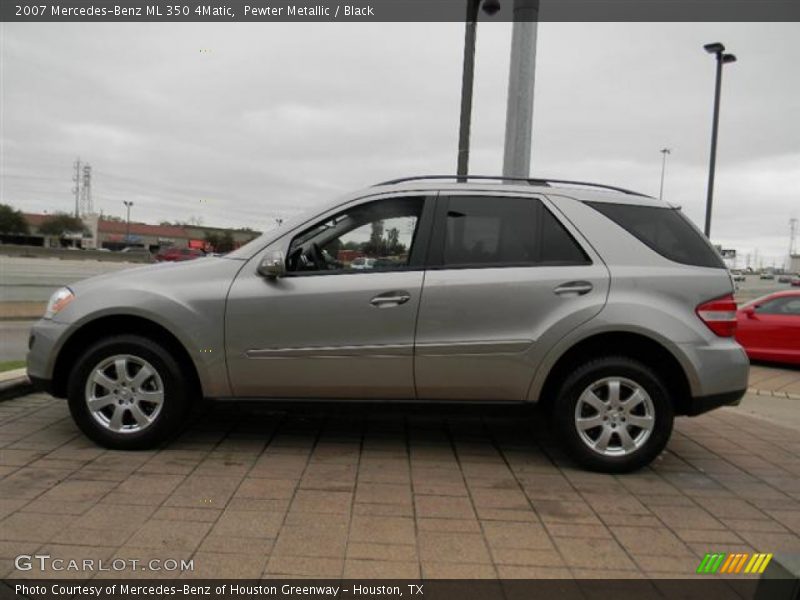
xmin=68 ymin=256 xmax=245 ymax=296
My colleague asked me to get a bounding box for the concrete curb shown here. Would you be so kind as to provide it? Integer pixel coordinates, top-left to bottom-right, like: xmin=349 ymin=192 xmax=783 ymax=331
xmin=0 ymin=375 xmax=34 ymax=401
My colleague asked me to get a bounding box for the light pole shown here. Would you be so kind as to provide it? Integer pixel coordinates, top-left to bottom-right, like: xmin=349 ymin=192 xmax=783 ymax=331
xmin=658 ymin=148 xmax=671 ymax=201
xmin=703 ymin=42 xmax=736 ymax=238
xmin=457 ymin=0 xmax=501 ymax=180
xmin=123 ymin=201 xmax=133 ymax=243
xmin=502 ymin=0 xmax=539 ymax=179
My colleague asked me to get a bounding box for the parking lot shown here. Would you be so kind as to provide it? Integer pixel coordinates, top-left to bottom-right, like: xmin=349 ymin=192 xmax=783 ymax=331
xmin=1 ymin=382 xmax=799 ymax=581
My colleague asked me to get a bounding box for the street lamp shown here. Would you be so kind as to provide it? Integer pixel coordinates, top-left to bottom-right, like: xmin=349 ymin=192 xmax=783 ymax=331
xmin=658 ymin=148 xmax=671 ymax=201
xmin=123 ymin=201 xmax=134 ymax=243
xmin=457 ymin=0 xmax=501 ymax=180
xmin=703 ymin=42 xmax=736 ymax=238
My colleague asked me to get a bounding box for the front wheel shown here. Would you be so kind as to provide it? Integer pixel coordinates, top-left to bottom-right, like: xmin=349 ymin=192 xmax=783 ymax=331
xmin=67 ymin=335 xmax=190 ymax=449
xmin=553 ymin=356 xmax=674 ymax=473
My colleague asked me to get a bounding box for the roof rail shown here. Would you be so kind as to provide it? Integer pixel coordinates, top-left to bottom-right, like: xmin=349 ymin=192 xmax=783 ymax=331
xmin=375 ymin=175 xmax=652 ymax=198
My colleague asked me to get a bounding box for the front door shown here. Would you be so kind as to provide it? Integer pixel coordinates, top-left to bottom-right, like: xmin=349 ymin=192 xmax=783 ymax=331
xmin=225 ymin=194 xmax=433 ymax=399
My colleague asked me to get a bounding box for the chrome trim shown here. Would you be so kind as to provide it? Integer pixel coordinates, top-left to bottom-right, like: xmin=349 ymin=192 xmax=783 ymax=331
xmin=246 ymin=344 xmax=411 ymax=359
xmin=415 ymin=340 xmax=532 ymax=356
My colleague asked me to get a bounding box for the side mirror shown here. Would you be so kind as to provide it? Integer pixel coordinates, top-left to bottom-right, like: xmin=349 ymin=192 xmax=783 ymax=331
xmin=257 ymin=251 xmax=286 ymax=279
xmin=744 ymin=306 xmax=756 ymax=318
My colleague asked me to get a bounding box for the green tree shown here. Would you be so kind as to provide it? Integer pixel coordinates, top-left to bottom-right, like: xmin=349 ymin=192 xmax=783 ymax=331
xmin=0 ymin=204 xmax=29 ymax=234
xmin=216 ymin=231 xmax=235 ymax=253
xmin=204 ymin=232 xmax=221 ymax=251
xmin=38 ymin=213 xmax=87 ymax=236
xmin=386 ymin=227 xmax=406 ymax=255
xmin=364 ymin=220 xmax=386 ymax=256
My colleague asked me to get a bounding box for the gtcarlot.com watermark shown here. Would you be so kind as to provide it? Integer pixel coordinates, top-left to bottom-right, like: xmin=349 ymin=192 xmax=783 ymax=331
xmin=15 ymin=554 xmax=194 ymax=573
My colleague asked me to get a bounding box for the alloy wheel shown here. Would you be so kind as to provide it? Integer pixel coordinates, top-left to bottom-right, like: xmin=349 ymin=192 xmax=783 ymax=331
xmin=84 ymin=354 xmax=164 ymax=434
xmin=574 ymin=376 xmax=656 ymax=457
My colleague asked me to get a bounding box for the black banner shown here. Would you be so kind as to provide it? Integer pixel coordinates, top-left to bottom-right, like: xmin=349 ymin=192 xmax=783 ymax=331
xmin=3 ymin=578 xmax=799 ymax=600
xmin=2 ymin=0 xmax=800 ymax=22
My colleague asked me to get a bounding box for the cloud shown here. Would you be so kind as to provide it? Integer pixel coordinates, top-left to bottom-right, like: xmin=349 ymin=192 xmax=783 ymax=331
xmin=1 ymin=22 xmax=796 ymax=264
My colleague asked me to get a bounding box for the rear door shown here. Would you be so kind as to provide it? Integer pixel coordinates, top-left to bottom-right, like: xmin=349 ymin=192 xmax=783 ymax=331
xmin=414 ymin=193 xmax=610 ymax=401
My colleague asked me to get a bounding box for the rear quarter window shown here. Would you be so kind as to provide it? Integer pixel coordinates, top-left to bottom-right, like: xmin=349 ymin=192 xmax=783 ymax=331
xmin=586 ymin=202 xmax=725 ymax=268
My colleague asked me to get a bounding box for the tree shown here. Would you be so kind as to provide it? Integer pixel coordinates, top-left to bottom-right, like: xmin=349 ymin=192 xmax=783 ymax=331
xmin=386 ymin=227 xmax=406 ymax=255
xmin=38 ymin=213 xmax=88 ymax=236
xmin=204 ymin=232 xmax=221 ymax=251
xmin=216 ymin=231 xmax=235 ymax=253
xmin=364 ymin=220 xmax=386 ymax=256
xmin=0 ymin=204 xmax=29 ymax=234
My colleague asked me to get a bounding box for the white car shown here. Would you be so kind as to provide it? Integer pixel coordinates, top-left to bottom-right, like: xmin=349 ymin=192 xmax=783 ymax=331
xmin=350 ymin=257 xmax=376 ymax=270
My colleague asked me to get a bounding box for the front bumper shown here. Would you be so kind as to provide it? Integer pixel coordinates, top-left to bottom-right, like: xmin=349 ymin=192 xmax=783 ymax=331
xmin=26 ymin=318 xmax=71 ymax=397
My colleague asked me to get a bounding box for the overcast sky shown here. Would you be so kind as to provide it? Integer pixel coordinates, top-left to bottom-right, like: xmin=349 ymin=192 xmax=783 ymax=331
xmin=1 ymin=22 xmax=798 ymax=267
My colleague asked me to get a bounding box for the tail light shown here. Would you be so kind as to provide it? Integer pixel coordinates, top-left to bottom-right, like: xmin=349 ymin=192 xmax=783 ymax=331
xmin=696 ymin=294 xmax=738 ymax=337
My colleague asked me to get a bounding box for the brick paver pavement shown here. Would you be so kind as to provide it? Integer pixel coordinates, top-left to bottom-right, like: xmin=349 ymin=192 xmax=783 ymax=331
xmin=749 ymin=364 xmax=800 ymax=398
xmin=1 ymin=393 xmax=799 ymax=580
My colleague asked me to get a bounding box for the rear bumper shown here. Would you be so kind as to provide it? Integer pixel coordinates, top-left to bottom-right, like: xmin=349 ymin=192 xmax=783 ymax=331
xmin=685 ymin=388 xmax=746 ymax=416
xmin=677 ymin=339 xmax=750 ymax=398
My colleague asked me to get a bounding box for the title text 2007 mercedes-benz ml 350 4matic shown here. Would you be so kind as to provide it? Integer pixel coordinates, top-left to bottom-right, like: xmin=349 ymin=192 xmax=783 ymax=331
xmin=27 ymin=176 xmax=749 ymax=472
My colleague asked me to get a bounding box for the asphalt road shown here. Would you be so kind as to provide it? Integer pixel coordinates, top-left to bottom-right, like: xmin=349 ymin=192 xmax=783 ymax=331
xmin=0 ymin=320 xmax=33 ymax=362
xmin=0 ymin=255 xmax=139 ymax=302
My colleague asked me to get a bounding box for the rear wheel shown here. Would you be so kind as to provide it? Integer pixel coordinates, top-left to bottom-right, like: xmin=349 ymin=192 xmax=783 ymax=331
xmin=67 ymin=335 xmax=190 ymax=449
xmin=553 ymin=356 xmax=674 ymax=473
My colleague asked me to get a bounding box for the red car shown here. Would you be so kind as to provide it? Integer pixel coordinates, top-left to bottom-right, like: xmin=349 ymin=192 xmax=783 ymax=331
xmin=736 ymin=290 xmax=800 ymax=365
xmin=155 ymin=247 xmax=205 ymax=262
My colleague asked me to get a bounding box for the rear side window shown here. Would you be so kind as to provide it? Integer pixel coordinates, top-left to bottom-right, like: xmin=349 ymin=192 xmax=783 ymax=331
xmin=586 ymin=202 xmax=724 ymax=268
xmin=439 ymin=196 xmax=590 ymax=268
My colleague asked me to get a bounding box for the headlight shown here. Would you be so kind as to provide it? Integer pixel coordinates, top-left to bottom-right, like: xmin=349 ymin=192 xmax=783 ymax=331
xmin=44 ymin=287 xmax=75 ymax=319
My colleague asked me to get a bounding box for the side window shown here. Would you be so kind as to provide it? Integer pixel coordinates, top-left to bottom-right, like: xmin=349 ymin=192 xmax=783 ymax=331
xmin=539 ymin=206 xmax=591 ymax=265
xmin=586 ymin=202 xmax=725 ymax=268
xmin=756 ymin=297 xmax=800 ymax=315
xmin=441 ymin=196 xmax=589 ymax=268
xmin=287 ymin=197 xmax=424 ymax=274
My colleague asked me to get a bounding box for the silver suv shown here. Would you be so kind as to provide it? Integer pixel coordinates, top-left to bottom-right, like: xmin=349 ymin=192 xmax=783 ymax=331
xmin=26 ymin=176 xmax=749 ymax=472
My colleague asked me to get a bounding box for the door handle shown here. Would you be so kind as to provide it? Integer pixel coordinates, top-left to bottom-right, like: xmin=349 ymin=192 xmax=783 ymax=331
xmin=554 ymin=281 xmax=593 ymax=296
xmin=370 ymin=291 xmax=411 ymax=307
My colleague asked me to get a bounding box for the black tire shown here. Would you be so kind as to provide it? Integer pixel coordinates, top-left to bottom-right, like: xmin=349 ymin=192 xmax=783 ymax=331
xmin=67 ymin=334 xmax=190 ymax=450
xmin=552 ymin=356 xmax=674 ymax=473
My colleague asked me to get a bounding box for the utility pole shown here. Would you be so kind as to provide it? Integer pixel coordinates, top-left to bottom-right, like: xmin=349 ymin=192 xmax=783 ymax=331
xmin=123 ymin=201 xmax=134 ymax=243
xmin=658 ymin=148 xmax=671 ymax=201
xmin=502 ymin=0 xmax=539 ymax=178
xmin=703 ymin=43 xmax=736 ymax=238
xmin=73 ymin=158 xmax=81 ymax=218
xmin=456 ymin=0 xmax=500 ymax=180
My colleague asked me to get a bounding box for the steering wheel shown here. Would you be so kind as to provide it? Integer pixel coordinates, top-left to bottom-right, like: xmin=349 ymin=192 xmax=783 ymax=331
xmin=311 ymin=243 xmax=327 ymax=270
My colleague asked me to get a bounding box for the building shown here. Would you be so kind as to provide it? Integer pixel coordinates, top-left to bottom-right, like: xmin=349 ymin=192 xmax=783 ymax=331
xmin=17 ymin=213 xmax=260 ymax=252
xmin=790 ymin=254 xmax=800 ymax=274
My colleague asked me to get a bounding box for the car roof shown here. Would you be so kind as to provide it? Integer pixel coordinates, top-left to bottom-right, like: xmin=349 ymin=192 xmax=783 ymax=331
xmin=355 ymin=176 xmax=667 ymax=208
